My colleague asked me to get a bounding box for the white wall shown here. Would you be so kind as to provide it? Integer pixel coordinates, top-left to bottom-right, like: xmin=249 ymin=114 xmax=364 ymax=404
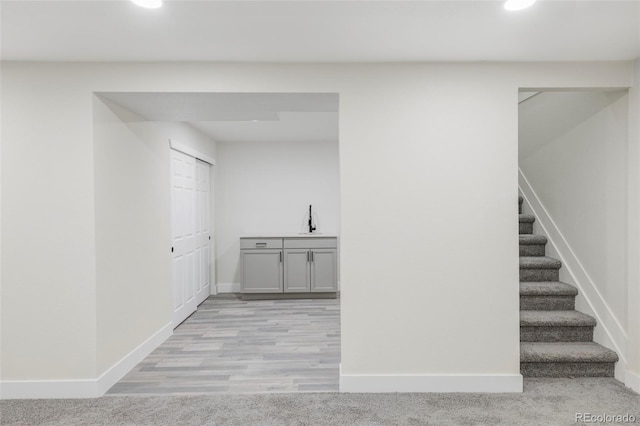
xmin=0 ymin=61 xmax=633 ymax=396
xmin=93 ymin=96 xmax=217 ymax=377
xmin=215 ymin=140 xmax=340 ymax=289
xmin=1 ymin=65 xmax=98 ymax=382
xmin=519 ymin=90 xmax=633 ymax=381
xmin=627 ymin=59 xmax=640 ymax=392
xmin=520 ymin=91 xmax=629 ymax=322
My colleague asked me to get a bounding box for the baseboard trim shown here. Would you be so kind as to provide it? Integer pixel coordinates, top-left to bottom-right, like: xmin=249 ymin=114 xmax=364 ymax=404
xmin=217 ymin=282 xmax=240 ymax=293
xmin=0 ymin=322 xmax=172 ymax=400
xmin=519 ymin=170 xmax=628 ymax=370
xmin=625 ymin=370 xmax=640 ymax=393
xmin=0 ymin=379 xmax=99 ymax=400
xmin=339 ymin=365 xmax=523 ymax=393
xmin=96 ymin=321 xmax=173 ymax=395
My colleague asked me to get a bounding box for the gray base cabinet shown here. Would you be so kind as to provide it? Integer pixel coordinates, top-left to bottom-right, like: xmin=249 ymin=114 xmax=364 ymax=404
xmin=240 ymin=238 xmax=283 ymax=293
xmin=241 ymin=236 xmax=337 ymax=296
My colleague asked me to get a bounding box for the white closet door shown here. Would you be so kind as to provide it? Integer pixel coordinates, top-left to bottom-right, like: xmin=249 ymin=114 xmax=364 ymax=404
xmin=195 ymin=159 xmax=211 ymax=305
xmin=171 ymin=149 xmax=198 ymax=327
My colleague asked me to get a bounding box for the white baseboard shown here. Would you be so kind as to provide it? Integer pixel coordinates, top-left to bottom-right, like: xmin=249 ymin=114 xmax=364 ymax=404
xmin=519 ymin=170 xmax=628 ymax=370
xmin=96 ymin=321 xmax=173 ymax=395
xmin=217 ymin=282 xmax=240 ymax=293
xmin=0 ymin=322 xmax=172 ymax=400
xmin=339 ymin=365 xmax=523 ymax=393
xmin=626 ymin=370 xmax=640 ymax=394
xmin=0 ymin=379 xmax=99 ymax=400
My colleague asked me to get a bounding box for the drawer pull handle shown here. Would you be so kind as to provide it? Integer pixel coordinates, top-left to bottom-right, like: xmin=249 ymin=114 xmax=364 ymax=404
xmin=280 ymin=251 xmax=283 ymax=262
xmin=311 ymin=251 xmax=314 ymax=262
xmin=256 ymin=243 xmax=267 ymax=248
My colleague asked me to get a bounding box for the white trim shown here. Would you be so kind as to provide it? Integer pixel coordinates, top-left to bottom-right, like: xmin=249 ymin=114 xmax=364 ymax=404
xmin=519 ymin=169 xmax=628 ymax=372
xmin=0 ymin=322 xmax=172 ymax=400
xmin=625 ymin=370 xmax=640 ymax=394
xmin=169 ymin=139 xmax=216 ymax=165
xmin=339 ymin=365 xmax=523 ymax=393
xmin=0 ymin=379 xmax=99 ymax=400
xmin=217 ymin=282 xmax=241 ymax=293
xmin=96 ymin=322 xmax=173 ymax=395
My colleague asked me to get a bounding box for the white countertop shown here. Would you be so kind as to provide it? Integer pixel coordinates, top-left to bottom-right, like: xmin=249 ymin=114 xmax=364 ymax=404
xmin=241 ymin=234 xmax=338 ymax=239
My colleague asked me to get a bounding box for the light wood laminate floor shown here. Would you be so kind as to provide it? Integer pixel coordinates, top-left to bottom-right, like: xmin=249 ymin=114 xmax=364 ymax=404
xmin=107 ymin=295 xmax=340 ymax=395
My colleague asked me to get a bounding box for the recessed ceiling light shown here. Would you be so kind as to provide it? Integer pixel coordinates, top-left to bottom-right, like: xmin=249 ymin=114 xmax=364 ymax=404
xmin=504 ymin=0 xmax=536 ymax=11
xmin=131 ymin=0 xmax=163 ymax=9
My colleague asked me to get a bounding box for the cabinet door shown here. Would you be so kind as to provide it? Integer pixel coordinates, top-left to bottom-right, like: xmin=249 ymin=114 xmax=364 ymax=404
xmin=241 ymin=249 xmax=283 ymax=293
xmin=310 ymin=249 xmax=337 ymax=292
xmin=284 ymin=249 xmax=310 ymax=292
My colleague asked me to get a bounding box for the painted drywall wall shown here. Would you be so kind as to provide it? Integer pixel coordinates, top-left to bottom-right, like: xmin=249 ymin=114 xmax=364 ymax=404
xmin=215 ymin=140 xmax=340 ymax=290
xmin=519 ymin=91 xmax=629 ymax=357
xmin=628 ymin=59 xmax=640 ymax=391
xmin=0 ymin=61 xmax=633 ymax=395
xmin=92 ymin=96 xmax=217 ymax=376
xmin=1 ymin=65 xmax=98 ymax=381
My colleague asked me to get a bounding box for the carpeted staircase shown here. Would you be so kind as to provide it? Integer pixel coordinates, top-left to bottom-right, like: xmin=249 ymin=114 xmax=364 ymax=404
xmin=518 ymin=195 xmax=619 ymax=377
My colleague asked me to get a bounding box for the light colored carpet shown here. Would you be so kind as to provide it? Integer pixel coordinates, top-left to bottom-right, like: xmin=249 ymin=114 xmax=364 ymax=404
xmin=2 ymin=378 xmax=639 ymax=425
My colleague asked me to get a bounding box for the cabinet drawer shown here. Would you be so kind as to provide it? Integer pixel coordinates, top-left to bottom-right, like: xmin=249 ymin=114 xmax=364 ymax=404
xmin=240 ymin=238 xmax=283 ymax=249
xmin=284 ymin=237 xmax=337 ymax=249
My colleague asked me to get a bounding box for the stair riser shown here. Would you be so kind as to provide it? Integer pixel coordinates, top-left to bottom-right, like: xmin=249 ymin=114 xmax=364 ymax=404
xmin=520 ymin=269 xmax=559 ymax=282
xmin=520 ymin=296 xmax=575 ymax=311
xmin=521 ymin=362 xmax=615 ymax=378
xmin=519 ymin=245 xmax=546 ymax=256
xmin=520 ymin=326 xmax=593 ymax=342
xmin=519 ymin=223 xmax=533 ymax=234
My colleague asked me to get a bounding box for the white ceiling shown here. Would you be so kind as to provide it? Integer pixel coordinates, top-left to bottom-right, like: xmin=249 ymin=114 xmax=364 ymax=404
xmin=2 ymin=0 xmax=639 ymax=62
xmin=9 ymin=1 xmax=638 ymax=144
xmin=99 ymin=92 xmax=339 ymax=143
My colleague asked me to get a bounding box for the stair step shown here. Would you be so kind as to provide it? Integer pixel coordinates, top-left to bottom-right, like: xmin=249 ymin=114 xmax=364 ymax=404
xmin=521 ymin=342 xmax=618 ymax=362
xmin=521 ymin=310 xmax=596 ymax=342
xmin=520 ymin=342 xmax=618 ymax=377
xmin=520 ymin=256 xmax=561 ymax=269
xmin=519 ymin=214 xmax=535 ymax=234
xmin=519 ymin=235 xmax=547 ymax=256
xmin=519 ymin=214 xmax=535 ymax=223
xmin=520 ymin=310 xmax=596 ymax=327
xmin=519 ymin=234 xmax=547 ymax=245
xmin=520 ymin=282 xmax=577 ymax=310
xmin=520 ymin=281 xmax=578 ymax=296
xmin=520 ymin=256 xmax=562 ymax=281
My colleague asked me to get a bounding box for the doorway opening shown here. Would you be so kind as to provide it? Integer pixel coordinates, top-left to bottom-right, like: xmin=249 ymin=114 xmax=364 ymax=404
xmin=517 ymin=88 xmax=630 ymax=380
xmin=95 ymin=92 xmax=341 ymax=394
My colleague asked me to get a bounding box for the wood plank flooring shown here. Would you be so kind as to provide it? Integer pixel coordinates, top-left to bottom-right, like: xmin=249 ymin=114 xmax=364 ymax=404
xmin=107 ymin=295 xmax=340 ymax=395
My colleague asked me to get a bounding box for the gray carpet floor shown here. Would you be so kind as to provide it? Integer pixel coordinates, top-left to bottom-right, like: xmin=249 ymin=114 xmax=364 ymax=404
xmin=2 ymin=378 xmax=639 ymax=425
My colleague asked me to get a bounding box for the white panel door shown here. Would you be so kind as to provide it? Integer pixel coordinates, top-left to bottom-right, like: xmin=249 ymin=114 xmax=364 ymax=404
xmin=195 ymin=159 xmax=211 ymax=305
xmin=171 ymin=149 xmax=198 ymax=327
